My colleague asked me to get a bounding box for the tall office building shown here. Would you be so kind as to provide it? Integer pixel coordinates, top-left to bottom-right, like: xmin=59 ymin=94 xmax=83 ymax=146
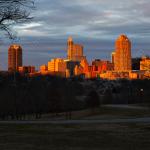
xmin=114 ymin=34 xmax=132 ymax=71
xmin=67 ymin=36 xmax=84 ymax=62
xmin=8 ymin=44 xmax=22 ymax=72
xmin=67 ymin=36 xmax=74 ymax=60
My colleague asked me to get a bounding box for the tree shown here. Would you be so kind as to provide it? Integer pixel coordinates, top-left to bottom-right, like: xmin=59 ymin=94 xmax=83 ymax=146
xmin=86 ymin=90 xmax=100 ymax=113
xmin=103 ymin=88 xmax=113 ymax=104
xmin=0 ymin=0 xmax=34 ymax=39
xmin=63 ymin=81 xmax=76 ymax=120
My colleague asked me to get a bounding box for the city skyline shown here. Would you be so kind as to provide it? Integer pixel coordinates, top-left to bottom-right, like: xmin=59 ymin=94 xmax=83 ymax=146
xmin=5 ymin=35 xmax=150 ymax=80
xmin=0 ymin=0 xmax=150 ymax=69
xmin=0 ymin=35 xmax=149 ymax=70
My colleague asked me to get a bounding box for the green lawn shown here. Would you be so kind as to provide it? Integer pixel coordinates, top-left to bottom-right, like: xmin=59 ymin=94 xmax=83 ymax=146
xmin=0 ymin=105 xmax=150 ymax=150
xmin=52 ymin=105 xmax=150 ymax=120
xmin=0 ymin=123 xmax=150 ymax=150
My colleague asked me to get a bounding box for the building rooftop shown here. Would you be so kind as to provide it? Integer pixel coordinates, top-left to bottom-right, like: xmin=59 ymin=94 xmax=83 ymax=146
xmin=10 ymin=44 xmax=22 ymax=50
xmin=117 ymin=34 xmax=130 ymax=41
xmin=68 ymin=36 xmax=73 ymax=42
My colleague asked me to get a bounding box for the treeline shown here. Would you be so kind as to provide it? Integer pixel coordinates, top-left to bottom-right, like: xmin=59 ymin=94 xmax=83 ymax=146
xmin=0 ymin=73 xmax=150 ymax=120
xmin=102 ymin=79 xmax=150 ymax=104
xmin=0 ymin=73 xmax=86 ymax=120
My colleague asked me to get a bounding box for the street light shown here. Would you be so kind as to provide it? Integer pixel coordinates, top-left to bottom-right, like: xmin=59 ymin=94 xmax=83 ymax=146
xmin=140 ymin=88 xmax=144 ymax=103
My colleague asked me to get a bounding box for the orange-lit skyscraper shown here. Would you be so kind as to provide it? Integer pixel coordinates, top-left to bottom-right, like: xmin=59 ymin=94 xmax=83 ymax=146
xmin=8 ymin=44 xmax=22 ymax=72
xmin=67 ymin=36 xmax=74 ymax=60
xmin=114 ymin=34 xmax=132 ymax=71
xmin=67 ymin=36 xmax=84 ymax=61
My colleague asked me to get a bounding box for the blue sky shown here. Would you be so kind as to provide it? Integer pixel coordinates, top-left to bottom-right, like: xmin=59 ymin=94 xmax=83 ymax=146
xmin=0 ymin=0 xmax=150 ymax=70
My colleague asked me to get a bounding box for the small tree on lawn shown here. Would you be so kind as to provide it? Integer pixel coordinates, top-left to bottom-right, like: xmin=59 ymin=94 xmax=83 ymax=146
xmin=86 ymin=90 xmax=100 ymax=114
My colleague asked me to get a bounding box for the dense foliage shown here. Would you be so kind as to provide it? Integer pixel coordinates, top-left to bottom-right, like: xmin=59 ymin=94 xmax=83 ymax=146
xmin=0 ymin=73 xmax=150 ymax=120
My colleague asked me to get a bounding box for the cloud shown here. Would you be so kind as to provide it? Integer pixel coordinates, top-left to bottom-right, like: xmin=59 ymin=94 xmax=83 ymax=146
xmin=0 ymin=0 xmax=150 ymax=69
xmin=11 ymin=0 xmax=150 ymax=39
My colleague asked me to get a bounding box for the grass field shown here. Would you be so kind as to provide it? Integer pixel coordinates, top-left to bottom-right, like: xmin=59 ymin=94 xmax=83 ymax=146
xmin=0 ymin=123 xmax=150 ymax=150
xmin=0 ymin=105 xmax=150 ymax=150
xmin=40 ymin=105 xmax=150 ymax=120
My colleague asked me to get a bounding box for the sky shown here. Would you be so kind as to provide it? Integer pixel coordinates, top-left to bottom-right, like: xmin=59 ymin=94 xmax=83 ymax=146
xmin=0 ymin=0 xmax=150 ymax=70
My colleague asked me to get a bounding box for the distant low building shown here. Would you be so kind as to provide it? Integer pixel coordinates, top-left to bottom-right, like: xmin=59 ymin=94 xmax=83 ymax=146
xmin=47 ymin=58 xmax=67 ymax=77
xmin=39 ymin=65 xmax=48 ymax=75
xmin=74 ymin=65 xmax=84 ymax=76
xmin=140 ymin=56 xmax=150 ymax=71
xmin=40 ymin=64 xmax=48 ymax=72
xmin=65 ymin=60 xmax=80 ymax=77
xmin=19 ymin=66 xmax=35 ymax=74
xmin=92 ymin=59 xmax=114 ymax=72
xmin=48 ymin=58 xmax=66 ymax=72
xmin=90 ymin=59 xmax=114 ymax=78
xmin=99 ymin=70 xmax=146 ymax=80
xmin=66 ymin=69 xmax=70 ymax=78
xmin=100 ymin=71 xmax=130 ymax=80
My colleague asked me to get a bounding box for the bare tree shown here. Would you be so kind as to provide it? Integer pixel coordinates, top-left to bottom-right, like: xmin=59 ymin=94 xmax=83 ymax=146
xmin=0 ymin=0 xmax=35 ymax=39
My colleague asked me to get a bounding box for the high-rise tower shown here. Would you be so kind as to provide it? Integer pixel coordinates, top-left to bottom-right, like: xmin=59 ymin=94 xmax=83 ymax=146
xmin=114 ymin=34 xmax=132 ymax=71
xmin=67 ymin=37 xmax=84 ymax=62
xmin=8 ymin=44 xmax=22 ymax=72
xmin=67 ymin=36 xmax=74 ymax=60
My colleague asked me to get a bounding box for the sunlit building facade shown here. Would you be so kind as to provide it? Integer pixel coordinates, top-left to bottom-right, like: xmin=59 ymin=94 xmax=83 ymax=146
xmin=80 ymin=58 xmax=89 ymax=73
xmin=40 ymin=64 xmax=48 ymax=72
xmin=114 ymin=34 xmax=132 ymax=71
xmin=48 ymin=58 xmax=66 ymax=73
xmin=140 ymin=56 xmax=150 ymax=71
xmin=19 ymin=66 xmax=35 ymax=74
xmin=5 ymin=34 xmax=150 ymax=80
xmin=67 ymin=37 xmax=85 ymax=62
xmin=65 ymin=60 xmax=80 ymax=77
xmin=74 ymin=65 xmax=83 ymax=76
xmin=111 ymin=52 xmax=115 ymax=64
xmin=89 ymin=59 xmax=114 ymax=78
xmin=8 ymin=44 xmax=22 ymax=72
xmin=92 ymin=59 xmax=114 ymax=73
